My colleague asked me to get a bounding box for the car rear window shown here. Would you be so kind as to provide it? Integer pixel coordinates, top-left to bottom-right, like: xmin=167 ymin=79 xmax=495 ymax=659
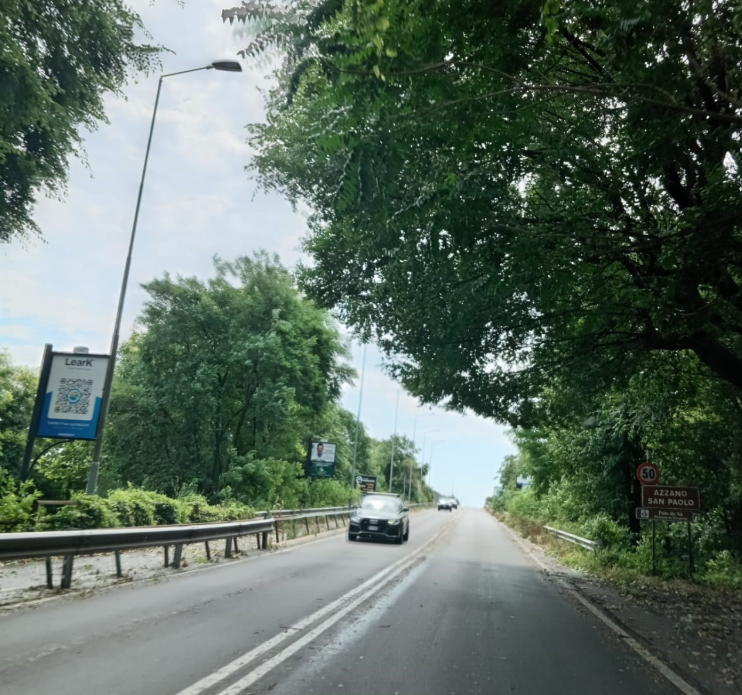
xmin=361 ymin=496 xmax=402 ymax=513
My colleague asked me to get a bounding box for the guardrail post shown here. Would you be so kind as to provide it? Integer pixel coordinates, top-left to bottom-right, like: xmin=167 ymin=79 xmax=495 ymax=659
xmin=256 ymin=532 xmax=261 ymax=549
xmin=305 ymin=517 xmax=310 ymax=535
xmin=333 ymin=513 xmax=339 ymax=529
xmin=233 ymin=537 xmax=240 ymax=553
xmin=114 ymin=550 xmax=123 ymax=578
xmin=172 ymin=543 xmax=183 ymax=569
xmin=275 ymin=521 xmax=280 ymax=544
xmin=61 ymin=554 xmax=74 ymax=589
xmin=261 ymin=531 xmax=268 ymax=549
xmin=325 ymin=515 xmax=331 ymax=531
xmin=45 ymin=557 xmax=54 ymax=589
xmin=205 ymin=541 xmax=211 ymax=561
xmin=163 ymin=545 xmax=169 ymax=568
xmin=224 ymin=537 xmax=232 ymax=558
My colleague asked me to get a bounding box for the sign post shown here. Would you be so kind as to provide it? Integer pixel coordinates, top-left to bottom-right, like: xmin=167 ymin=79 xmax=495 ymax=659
xmin=637 ymin=483 xmax=701 ymax=579
xmin=19 ymin=344 xmax=54 ymax=481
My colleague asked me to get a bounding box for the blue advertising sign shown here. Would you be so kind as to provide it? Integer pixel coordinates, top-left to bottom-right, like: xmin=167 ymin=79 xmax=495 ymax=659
xmin=36 ymin=352 xmax=109 ymax=440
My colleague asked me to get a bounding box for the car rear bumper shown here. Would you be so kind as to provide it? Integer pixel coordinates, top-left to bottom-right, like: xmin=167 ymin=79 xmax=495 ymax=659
xmin=349 ymin=521 xmax=402 ymax=540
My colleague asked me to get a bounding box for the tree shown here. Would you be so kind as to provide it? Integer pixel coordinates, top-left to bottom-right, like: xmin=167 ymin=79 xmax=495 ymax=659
xmin=104 ymin=252 xmax=354 ymax=499
xmin=232 ymin=0 xmax=742 ymax=425
xmin=367 ymin=434 xmax=431 ymax=500
xmin=0 ymin=0 xmax=163 ymax=243
xmin=0 ymin=351 xmax=36 ymax=478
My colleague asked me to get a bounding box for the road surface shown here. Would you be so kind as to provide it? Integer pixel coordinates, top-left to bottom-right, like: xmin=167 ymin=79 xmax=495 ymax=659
xmin=0 ymin=509 xmax=677 ymax=695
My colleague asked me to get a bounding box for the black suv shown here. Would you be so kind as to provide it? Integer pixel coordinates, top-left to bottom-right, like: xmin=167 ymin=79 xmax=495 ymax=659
xmin=349 ymin=494 xmax=409 ymax=544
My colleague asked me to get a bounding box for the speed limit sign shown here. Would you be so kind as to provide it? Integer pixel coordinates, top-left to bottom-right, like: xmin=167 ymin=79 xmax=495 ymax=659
xmin=637 ymin=462 xmax=660 ymax=485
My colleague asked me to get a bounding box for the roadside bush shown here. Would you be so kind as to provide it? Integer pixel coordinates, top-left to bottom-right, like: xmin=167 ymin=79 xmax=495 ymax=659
xmin=703 ymin=550 xmax=742 ymax=588
xmin=580 ymin=514 xmax=631 ymax=550
xmin=176 ymin=494 xmax=224 ymax=523
xmin=506 ymin=488 xmax=543 ymax=522
xmin=45 ymin=493 xmax=118 ymax=530
xmin=0 ymin=473 xmax=41 ymax=532
xmin=154 ymin=499 xmax=179 ymax=525
xmin=211 ymin=502 xmax=255 ymax=521
xmin=107 ymin=488 xmax=157 ymax=527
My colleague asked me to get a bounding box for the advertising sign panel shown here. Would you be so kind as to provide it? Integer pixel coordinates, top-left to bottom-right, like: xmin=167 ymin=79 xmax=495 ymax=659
xmin=36 ymin=352 xmax=109 ymax=440
xmin=308 ymin=441 xmax=336 ymax=478
xmin=355 ymin=475 xmax=378 ymax=494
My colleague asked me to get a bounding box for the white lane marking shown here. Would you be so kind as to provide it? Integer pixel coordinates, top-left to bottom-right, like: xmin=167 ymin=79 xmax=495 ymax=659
xmin=175 ymin=516 xmax=453 ymax=695
xmin=493 ymin=516 xmax=703 ymax=695
xmin=212 ymin=536 xmax=440 ymax=695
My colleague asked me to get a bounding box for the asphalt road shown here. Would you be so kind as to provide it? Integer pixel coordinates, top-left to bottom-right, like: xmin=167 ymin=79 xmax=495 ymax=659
xmin=0 ymin=509 xmax=679 ymax=695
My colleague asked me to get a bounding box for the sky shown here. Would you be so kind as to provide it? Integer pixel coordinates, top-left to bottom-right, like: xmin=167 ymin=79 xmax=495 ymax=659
xmin=0 ymin=0 xmax=514 ymax=505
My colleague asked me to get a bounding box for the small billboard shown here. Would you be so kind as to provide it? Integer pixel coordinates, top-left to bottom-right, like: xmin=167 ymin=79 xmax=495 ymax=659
xmin=355 ymin=475 xmax=378 ymax=494
xmin=308 ymin=441 xmax=336 ymax=478
xmin=36 ymin=352 xmax=109 ymax=440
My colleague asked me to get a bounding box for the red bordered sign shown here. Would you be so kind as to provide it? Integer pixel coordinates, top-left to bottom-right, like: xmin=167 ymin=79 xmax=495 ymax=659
xmin=637 ymin=462 xmax=660 ymax=485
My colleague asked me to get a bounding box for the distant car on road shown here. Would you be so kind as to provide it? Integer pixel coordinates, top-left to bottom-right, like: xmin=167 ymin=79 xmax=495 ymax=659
xmin=349 ymin=493 xmax=409 ymax=544
xmin=438 ymin=498 xmax=454 ymax=511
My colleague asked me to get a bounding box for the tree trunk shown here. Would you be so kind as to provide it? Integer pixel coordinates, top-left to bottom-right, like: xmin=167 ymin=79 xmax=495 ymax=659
xmin=620 ymin=434 xmax=644 ymax=539
xmin=687 ymin=333 xmax=742 ymax=392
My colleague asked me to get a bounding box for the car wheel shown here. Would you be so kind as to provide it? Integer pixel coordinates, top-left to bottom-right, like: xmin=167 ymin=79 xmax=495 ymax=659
xmin=349 ymin=533 xmax=357 ymax=541
xmin=403 ymin=527 xmax=409 ymax=541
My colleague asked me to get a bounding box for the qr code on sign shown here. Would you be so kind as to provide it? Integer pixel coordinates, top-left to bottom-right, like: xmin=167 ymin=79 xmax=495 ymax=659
xmin=54 ymin=378 xmax=93 ymax=415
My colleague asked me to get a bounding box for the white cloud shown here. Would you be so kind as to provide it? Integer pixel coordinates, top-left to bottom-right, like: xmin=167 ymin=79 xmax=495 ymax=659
xmin=0 ymin=0 xmax=515 ymax=505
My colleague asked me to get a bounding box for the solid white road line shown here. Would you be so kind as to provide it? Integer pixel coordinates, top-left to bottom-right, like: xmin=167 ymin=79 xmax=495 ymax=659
xmin=494 ymin=515 xmax=703 ymax=695
xmin=175 ymin=517 xmax=453 ymax=695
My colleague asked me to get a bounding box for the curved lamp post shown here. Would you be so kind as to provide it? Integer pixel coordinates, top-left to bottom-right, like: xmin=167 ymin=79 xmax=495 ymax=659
xmin=86 ymin=61 xmax=243 ymax=493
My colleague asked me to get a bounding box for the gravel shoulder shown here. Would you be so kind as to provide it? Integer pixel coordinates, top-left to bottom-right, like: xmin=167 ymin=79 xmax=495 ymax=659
xmin=497 ymin=516 xmax=741 ymax=695
xmin=0 ymin=523 xmax=346 ymax=614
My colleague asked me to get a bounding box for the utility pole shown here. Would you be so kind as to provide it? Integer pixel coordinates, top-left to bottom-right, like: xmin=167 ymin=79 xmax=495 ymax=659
xmin=349 ymin=343 xmax=367 ymax=505
xmin=407 ymin=410 xmax=433 ymax=501
xmin=389 ymin=389 xmax=400 ymax=493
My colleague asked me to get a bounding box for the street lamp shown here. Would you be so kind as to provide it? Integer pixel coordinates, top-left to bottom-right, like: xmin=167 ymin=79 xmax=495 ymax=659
xmin=428 ymin=439 xmax=445 ymax=489
xmin=349 ymin=343 xmax=367 ymax=505
xmin=86 ymin=60 xmax=243 ymax=494
xmin=405 ymin=411 xmax=433 ymax=500
xmin=420 ymin=429 xmax=440 ymax=469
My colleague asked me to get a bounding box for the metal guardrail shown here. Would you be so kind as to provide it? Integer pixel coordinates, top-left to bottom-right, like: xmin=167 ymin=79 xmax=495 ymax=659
xmin=544 ymin=526 xmax=601 ymax=551
xmin=0 ymin=518 xmax=275 ymax=561
xmin=0 ymin=501 xmax=437 ymax=590
xmin=0 ymin=518 xmax=275 ymax=590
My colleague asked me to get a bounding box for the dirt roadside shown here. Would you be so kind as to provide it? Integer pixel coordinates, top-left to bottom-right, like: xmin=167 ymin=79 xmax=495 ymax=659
xmin=497 ymin=516 xmax=741 ymax=695
xmin=0 ymin=523 xmax=347 ymax=614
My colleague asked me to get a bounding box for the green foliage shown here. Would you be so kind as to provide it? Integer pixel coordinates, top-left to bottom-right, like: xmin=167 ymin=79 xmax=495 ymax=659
xmin=104 ymin=252 xmax=354 ymax=498
xmin=33 ymin=441 xmax=93 ymax=499
xmin=37 ymin=489 xmax=256 ymax=531
xmin=242 ymin=0 xmax=742 ymax=423
xmin=0 ymin=0 xmax=164 ymax=243
xmin=0 ymin=350 xmax=36 ymax=479
xmin=46 ymin=493 xmax=118 ymax=530
xmin=0 ymin=470 xmax=41 ymax=532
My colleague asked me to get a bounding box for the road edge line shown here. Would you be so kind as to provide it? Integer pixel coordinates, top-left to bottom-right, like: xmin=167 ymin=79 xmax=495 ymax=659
xmin=492 ymin=515 xmax=704 ymax=695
